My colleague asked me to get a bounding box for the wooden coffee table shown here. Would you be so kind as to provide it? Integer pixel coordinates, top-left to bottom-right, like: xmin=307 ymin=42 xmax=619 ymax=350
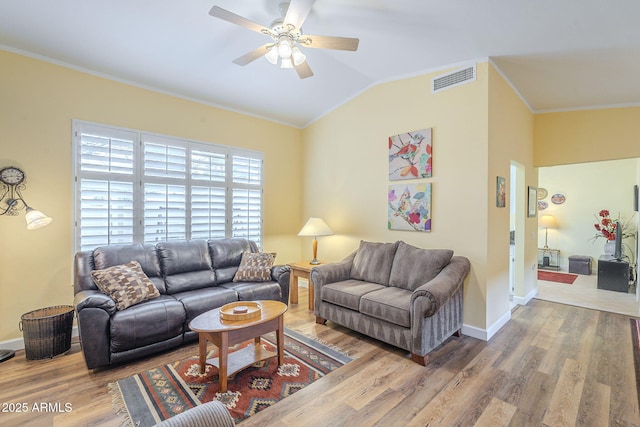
xmin=189 ymin=300 xmax=288 ymax=393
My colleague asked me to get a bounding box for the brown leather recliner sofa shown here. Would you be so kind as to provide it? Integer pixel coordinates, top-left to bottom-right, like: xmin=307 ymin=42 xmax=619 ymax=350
xmin=73 ymin=238 xmax=290 ymax=369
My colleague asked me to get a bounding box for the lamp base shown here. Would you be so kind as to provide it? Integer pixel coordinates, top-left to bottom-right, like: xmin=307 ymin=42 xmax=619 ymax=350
xmin=309 ymin=258 xmax=320 ymax=265
xmin=0 ymin=349 xmax=15 ymax=363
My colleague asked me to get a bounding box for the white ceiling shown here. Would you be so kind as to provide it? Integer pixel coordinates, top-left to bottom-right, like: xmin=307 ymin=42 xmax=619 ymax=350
xmin=2 ymin=0 xmax=640 ymax=128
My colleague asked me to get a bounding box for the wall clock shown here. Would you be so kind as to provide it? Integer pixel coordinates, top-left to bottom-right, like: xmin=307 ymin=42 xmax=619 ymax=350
xmin=0 ymin=166 xmax=25 ymax=186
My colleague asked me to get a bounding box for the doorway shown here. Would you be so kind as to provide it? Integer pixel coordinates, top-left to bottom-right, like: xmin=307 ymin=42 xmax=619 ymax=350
xmin=535 ymin=158 xmax=640 ymax=314
xmin=510 ymin=161 xmax=526 ymax=307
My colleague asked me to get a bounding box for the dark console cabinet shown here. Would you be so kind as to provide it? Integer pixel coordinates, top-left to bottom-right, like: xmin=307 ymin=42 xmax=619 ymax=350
xmin=597 ymin=255 xmax=630 ymax=293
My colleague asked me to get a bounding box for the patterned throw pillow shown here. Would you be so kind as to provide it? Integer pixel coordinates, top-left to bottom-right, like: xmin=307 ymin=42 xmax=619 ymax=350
xmin=91 ymin=260 xmax=160 ymax=310
xmin=233 ymin=252 xmax=276 ymax=282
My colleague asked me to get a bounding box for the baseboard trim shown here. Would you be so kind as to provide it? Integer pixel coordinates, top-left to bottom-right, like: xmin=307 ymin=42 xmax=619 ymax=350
xmin=0 ymin=326 xmax=79 ymax=352
xmin=462 ymin=309 xmax=512 ymax=341
xmin=513 ymin=287 xmax=538 ymax=306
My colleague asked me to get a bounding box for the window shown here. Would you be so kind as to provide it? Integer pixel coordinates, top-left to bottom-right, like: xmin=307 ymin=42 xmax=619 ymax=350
xmin=73 ymin=120 xmax=263 ymax=251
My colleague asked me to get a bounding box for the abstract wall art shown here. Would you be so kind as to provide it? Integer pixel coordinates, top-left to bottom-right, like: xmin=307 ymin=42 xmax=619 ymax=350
xmin=388 ymin=128 xmax=432 ymax=180
xmin=388 ymin=183 xmax=431 ymax=232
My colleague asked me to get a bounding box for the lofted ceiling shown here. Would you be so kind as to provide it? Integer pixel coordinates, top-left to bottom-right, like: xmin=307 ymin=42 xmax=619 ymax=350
xmin=1 ymin=0 xmax=640 ymax=128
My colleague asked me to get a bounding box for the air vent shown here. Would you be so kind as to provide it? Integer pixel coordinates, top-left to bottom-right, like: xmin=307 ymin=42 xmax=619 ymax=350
xmin=432 ymin=65 xmax=476 ymax=93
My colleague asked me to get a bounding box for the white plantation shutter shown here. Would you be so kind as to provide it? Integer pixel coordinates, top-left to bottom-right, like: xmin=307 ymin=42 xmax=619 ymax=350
xmin=231 ymin=155 xmax=263 ymax=245
xmin=76 ymin=125 xmax=136 ymax=250
xmin=232 ymin=188 xmax=262 ymax=242
xmin=73 ymin=121 xmax=263 ymax=251
xmin=191 ymin=186 xmax=226 ymax=239
xmin=142 ymin=136 xmax=188 ymax=242
xmin=79 ymin=179 xmax=134 ymax=250
xmin=190 ymin=146 xmax=227 ymax=240
xmin=232 ymin=155 xmax=261 ymax=185
xmin=143 ymin=183 xmax=187 ymax=242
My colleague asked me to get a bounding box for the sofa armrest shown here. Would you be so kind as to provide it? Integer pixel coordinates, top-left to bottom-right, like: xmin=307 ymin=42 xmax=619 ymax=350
xmin=410 ymin=256 xmax=470 ymax=318
xmin=310 ymin=251 xmax=356 ymax=288
xmin=154 ymin=400 xmax=234 ymax=427
xmin=271 ymin=264 xmax=291 ymax=304
xmin=74 ymin=290 xmax=116 ymax=369
xmin=74 ymin=290 xmax=117 ymax=315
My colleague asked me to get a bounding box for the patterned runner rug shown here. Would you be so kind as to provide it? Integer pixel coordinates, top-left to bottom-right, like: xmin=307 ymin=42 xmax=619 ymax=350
xmin=537 ymin=270 xmax=578 ymax=284
xmin=108 ymin=328 xmax=352 ymax=426
xmin=631 ymin=319 xmax=640 ymax=410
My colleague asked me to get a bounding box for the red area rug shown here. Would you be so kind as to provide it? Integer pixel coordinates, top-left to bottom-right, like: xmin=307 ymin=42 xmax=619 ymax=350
xmin=109 ymin=328 xmax=351 ymax=426
xmin=537 ymin=270 xmax=578 ymax=284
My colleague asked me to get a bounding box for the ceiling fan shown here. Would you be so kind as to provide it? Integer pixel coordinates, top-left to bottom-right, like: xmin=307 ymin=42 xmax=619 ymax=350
xmin=209 ymin=0 xmax=359 ymax=79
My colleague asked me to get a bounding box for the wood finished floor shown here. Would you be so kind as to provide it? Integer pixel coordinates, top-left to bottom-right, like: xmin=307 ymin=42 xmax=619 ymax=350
xmin=0 ymin=286 xmax=638 ymax=427
xmin=536 ymin=272 xmax=640 ymax=318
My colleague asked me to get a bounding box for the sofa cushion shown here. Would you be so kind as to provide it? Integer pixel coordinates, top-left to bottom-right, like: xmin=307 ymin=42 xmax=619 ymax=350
xmin=157 ymin=240 xmax=216 ymax=294
xmin=110 ymin=296 xmax=185 ymax=352
xmin=351 ymin=241 xmax=399 ymax=286
xmin=173 ymin=287 xmax=238 ymax=326
xmin=90 ymin=260 xmax=160 ymax=310
xmin=220 ymin=281 xmax=282 ymax=302
xmin=93 ymin=244 xmax=165 ymax=293
xmin=209 ymin=238 xmax=258 ymax=284
xmin=360 ymin=287 xmax=412 ymax=328
xmin=233 ymin=252 xmax=275 ymax=282
xmin=321 ymin=279 xmax=385 ymax=311
xmin=209 ymin=238 xmax=257 ymax=269
xmin=388 ymin=241 xmax=454 ymax=291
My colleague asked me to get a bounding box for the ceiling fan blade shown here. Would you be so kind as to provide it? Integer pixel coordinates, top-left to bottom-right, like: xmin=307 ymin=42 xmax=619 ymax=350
xmin=209 ymin=6 xmax=270 ymax=34
xmin=302 ymin=34 xmax=359 ymax=51
xmin=294 ymin=60 xmax=314 ymax=79
xmin=232 ymin=44 xmax=272 ymax=66
xmin=284 ymin=0 xmax=316 ymax=29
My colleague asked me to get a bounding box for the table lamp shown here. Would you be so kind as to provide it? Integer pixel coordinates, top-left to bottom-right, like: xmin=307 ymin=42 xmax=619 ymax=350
xmin=298 ymin=217 xmax=333 ymax=265
xmin=539 ymin=214 xmax=558 ymax=266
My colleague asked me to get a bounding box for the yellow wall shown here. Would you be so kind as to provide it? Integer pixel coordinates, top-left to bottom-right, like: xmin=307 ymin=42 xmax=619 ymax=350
xmin=534 ymin=107 xmax=640 ymax=166
xmin=302 ymin=63 xmax=494 ymax=330
xmin=0 ymin=50 xmax=303 ymax=342
xmin=487 ymin=65 xmax=536 ymax=327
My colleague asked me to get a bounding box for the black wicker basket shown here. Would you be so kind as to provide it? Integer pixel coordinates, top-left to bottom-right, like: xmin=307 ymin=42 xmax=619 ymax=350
xmin=19 ymin=305 xmax=75 ymax=360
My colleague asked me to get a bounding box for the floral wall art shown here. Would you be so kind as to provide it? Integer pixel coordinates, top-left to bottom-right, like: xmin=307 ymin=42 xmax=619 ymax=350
xmin=388 ymin=183 xmax=431 ymax=232
xmin=388 ymin=128 xmax=432 ymax=180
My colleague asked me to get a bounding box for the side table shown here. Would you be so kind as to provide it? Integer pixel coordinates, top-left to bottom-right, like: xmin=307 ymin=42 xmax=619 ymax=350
xmin=288 ymin=261 xmax=323 ymax=311
xmin=538 ymin=248 xmax=560 ymax=271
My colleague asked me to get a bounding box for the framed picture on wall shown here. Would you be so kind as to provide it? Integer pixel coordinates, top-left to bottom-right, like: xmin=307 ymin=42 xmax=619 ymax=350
xmin=388 ymin=183 xmax=432 ymax=231
xmin=527 ymin=186 xmax=537 ymax=217
xmin=496 ymin=176 xmax=506 ymax=208
xmin=388 ymin=128 xmax=432 ymax=180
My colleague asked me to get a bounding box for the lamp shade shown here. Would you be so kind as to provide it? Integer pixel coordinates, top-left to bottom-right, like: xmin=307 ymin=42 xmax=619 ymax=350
xmin=25 ymin=208 xmax=52 ymax=230
xmin=539 ymin=215 xmax=557 ymax=229
xmin=298 ymin=217 xmax=333 ymax=237
xmin=265 ymin=45 xmax=279 ymax=65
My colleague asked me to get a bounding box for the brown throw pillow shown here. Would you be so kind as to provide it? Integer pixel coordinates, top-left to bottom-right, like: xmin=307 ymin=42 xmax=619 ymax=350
xmin=91 ymin=260 xmax=160 ymax=310
xmin=233 ymin=252 xmax=276 ymax=282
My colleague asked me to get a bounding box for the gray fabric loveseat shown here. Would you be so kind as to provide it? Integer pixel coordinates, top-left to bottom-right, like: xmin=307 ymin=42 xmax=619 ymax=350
xmin=73 ymin=238 xmax=290 ymax=369
xmin=312 ymin=240 xmax=470 ymax=365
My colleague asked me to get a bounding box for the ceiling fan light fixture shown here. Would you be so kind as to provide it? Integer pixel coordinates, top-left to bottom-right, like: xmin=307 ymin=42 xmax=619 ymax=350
xmin=280 ymin=57 xmax=293 ymax=69
xmin=277 ymin=38 xmax=293 ymax=59
xmin=291 ymin=46 xmax=306 ymax=65
xmin=265 ymin=45 xmax=279 ymax=65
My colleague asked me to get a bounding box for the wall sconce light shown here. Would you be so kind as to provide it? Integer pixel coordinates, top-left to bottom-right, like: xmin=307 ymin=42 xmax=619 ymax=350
xmin=0 ymin=166 xmax=52 ymax=230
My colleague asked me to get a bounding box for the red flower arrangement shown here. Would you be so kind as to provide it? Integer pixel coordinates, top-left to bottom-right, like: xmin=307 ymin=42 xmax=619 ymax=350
xmin=593 ymin=209 xmax=617 ymax=241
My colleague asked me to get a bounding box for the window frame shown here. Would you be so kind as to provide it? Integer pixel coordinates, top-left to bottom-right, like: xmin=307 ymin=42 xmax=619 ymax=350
xmin=72 ymin=120 xmax=264 ymax=252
